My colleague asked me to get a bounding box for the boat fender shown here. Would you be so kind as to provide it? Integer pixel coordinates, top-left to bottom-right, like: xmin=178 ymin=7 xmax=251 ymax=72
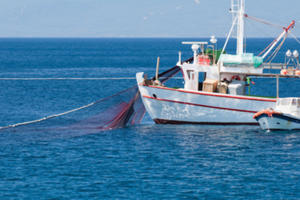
xmin=253 ymin=108 xmax=281 ymax=119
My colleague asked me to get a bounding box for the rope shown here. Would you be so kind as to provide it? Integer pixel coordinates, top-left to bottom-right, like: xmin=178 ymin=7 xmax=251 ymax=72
xmin=0 ymin=51 xmax=194 ymax=131
xmin=217 ymin=16 xmax=238 ymax=65
xmin=290 ymin=32 xmax=300 ymax=45
xmin=266 ymin=38 xmax=283 ymax=63
xmin=244 ymin=14 xmax=284 ymax=29
xmin=266 ymin=34 xmax=287 ymax=64
xmin=0 ymin=102 xmax=95 ymax=130
xmin=258 ymin=39 xmax=277 ymax=56
xmin=0 ymin=85 xmax=138 ymax=131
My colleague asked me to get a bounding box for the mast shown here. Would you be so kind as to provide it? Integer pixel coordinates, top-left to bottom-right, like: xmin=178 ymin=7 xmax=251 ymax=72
xmin=237 ymin=0 xmax=245 ymax=55
xmin=231 ymin=0 xmax=245 ymax=55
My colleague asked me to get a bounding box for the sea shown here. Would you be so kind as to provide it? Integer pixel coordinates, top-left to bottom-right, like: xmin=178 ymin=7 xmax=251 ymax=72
xmin=0 ymin=38 xmax=299 ymax=199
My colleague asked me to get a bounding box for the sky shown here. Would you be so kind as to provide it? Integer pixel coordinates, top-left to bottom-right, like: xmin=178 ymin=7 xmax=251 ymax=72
xmin=0 ymin=0 xmax=299 ymax=38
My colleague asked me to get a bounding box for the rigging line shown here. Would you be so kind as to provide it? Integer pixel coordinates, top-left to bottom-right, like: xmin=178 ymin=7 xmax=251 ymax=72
xmin=258 ymin=39 xmax=277 ymax=57
xmin=290 ymin=32 xmax=300 ymax=45
xmin=245 ymin=18 xmax=279 ymax=56
xmin=245 ymin=15 xmax=280 ymax=38
xmin=267 ymin=34 xmax=287 ymax=64
xmin=244 ymin=14 xmax=284 ymax=29
xmin=266 ymin=38 xmax=283 ymax=63
xmin=217 ymin=15 xmax=238 ymax=66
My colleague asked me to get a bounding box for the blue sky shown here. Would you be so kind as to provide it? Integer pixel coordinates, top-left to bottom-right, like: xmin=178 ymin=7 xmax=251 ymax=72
xmin=0 ymin=0 xmax=299 ymax=38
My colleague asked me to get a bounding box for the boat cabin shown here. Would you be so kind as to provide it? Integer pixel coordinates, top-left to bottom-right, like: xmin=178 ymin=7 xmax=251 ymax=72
xmin=276 ymin=98 xmax=300 ymax=117
xmin=178 ymin=41 xmax=264 ymax=95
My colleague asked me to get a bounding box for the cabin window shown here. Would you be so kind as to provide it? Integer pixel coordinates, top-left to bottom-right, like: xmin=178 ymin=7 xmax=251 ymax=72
xmin=186 ymin=70 xmax=195 ymax=80
xmin=292 ymin=99 xmax=296 ymax=106
xmin=297 ymin=99 xmax=300 ymax=107
xmin=187 ymin=70 xmax=192 ymax=80
xmin=199 ymin=72 xmax=206 ymax=82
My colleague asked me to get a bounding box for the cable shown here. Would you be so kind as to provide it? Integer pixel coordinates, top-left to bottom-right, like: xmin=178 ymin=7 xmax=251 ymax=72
xmin=244 ymin=14 xmax=284 ymax=29
xmin=266 ymin=34 xmax=287 ymax=64
xmin=290 ymin=32 xmax=300 ymax=46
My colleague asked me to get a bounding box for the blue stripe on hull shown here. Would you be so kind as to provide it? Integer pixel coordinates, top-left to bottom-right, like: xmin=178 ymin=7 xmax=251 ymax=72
xmin=255 ymin=113 xmax=300 ymax=124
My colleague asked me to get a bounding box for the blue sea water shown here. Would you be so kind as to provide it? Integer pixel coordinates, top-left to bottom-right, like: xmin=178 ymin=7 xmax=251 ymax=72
xmin=0 ymin=38 xmax=300 ymax=199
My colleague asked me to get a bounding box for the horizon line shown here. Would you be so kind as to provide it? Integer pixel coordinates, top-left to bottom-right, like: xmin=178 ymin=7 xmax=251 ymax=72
xmin=0 ymin=36 xmax=296 ymax=39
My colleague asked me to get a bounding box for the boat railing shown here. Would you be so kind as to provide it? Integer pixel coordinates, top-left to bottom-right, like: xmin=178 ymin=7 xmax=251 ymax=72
xmin=221 ymin=71 xmax=300 ymax=78
xmin=276 ymin=98 xmax=300 ymax=110
xmin=262 ymin=63 xmax=285 ymax=69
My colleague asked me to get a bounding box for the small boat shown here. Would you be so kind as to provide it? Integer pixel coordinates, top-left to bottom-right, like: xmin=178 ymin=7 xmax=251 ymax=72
xmin=253 ymin=98 xmax=300 ymax=131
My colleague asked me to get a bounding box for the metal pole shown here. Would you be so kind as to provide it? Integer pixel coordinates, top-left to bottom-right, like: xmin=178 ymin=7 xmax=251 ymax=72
xmin=276 ymin=75 xmax=279 ymax=98
xmin=218 ymin=61 xmax=221 ymax=83
xmin=155 ymin=57 xmax=160 ymax=81
xmin=213 ymin=45 xmax=215 ymax=64
xmin=217 ymin=16 xmax=238 ymax=65
xmin=236 ymin=0 xmax=245 ymax=55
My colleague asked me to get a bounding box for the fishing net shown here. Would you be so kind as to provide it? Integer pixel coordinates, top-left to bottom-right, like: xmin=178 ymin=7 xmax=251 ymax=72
xmin=0 ymin=58 xmax=189 ymax=134
xmin=157 ymin=56 xmax=193 ymax=83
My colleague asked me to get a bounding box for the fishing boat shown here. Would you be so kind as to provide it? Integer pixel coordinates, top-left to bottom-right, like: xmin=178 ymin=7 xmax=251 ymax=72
xmin=253 ymin=98 xmax=300 ymax=130
xmin=136 ymin=0 xmax=299 ymax=125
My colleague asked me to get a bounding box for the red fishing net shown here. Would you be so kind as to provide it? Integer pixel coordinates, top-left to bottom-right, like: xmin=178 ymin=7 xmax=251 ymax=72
xmin=0 ymin=58 xmax=191 ymax=133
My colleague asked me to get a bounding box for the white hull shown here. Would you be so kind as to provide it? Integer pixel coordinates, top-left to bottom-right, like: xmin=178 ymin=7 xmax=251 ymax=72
xmin=256 ymin=114 xmax=300 ymax=130
xmin=137 ymin=72 xmax=276 ymax=125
